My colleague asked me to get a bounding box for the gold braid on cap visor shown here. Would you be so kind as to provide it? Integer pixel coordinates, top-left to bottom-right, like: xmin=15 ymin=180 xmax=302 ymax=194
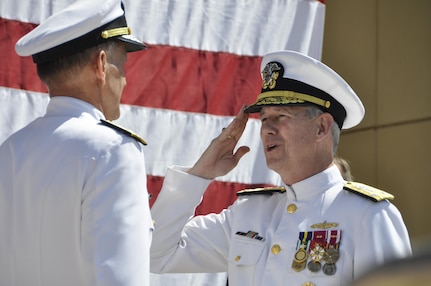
xmin=101 ymin=27 xmax=132 ymax=39
xmin=253 ymin=90 xmax=331 ymax=109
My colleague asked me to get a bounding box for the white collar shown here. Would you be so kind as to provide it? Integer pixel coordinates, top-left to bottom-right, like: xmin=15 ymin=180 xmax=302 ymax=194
xmin=46 ymin=96 xmax=104 ymax=121
xmin=283 ymin=164 xmax=344 ymax=201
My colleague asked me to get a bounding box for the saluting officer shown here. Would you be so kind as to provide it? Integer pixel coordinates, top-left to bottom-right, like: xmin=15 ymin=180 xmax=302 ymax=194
xmin=0 ymin=1 xmax=151 ymax=285
xmin=150 ymin=50 xmax=412 ymax=286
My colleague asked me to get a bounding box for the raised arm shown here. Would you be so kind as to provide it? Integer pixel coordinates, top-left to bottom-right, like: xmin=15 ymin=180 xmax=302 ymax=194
xmin=188 ymin=106 xmax=251 ymax=179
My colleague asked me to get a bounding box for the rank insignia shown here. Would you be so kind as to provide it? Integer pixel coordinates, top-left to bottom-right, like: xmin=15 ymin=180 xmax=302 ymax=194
xmin=100 ymin=119 xmax=147 ymax=145
xmin=344 ymin=181 xmax=394 ymax=202
xmin=236 ymin=186 xmax=286 ymax=196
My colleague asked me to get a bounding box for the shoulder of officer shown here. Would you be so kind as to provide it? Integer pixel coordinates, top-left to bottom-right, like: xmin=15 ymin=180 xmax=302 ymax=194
xmin=236 ymin=186 xmax=286 ymax=196
xmin=343 ymin=181 xmax=394 ymax=202
xmin=100 ymin=119 xmax=147 ymax=146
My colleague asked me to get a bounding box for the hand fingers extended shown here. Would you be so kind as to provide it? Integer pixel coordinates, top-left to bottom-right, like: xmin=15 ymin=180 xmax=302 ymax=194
xmin=221 ymin=106 xmax=249 ymax=141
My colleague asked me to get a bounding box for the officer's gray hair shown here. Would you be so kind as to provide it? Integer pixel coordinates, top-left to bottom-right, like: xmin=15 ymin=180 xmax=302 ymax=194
xmin=304 ymin=105 xmax=340 ymax=154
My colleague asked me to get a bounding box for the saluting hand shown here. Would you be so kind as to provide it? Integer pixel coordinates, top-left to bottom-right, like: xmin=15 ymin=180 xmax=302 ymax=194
xmin=188 ymin=106 xmax=250 ymax=179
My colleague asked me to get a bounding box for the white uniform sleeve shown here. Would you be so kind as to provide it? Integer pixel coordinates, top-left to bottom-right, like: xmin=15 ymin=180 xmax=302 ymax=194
xmin=353 ymin=200 xmax=412 ymax=279
xmin=150 ymin=166 xmax=230 ymax=273
xmin=81 ymin=140 xmax=152 ymax=286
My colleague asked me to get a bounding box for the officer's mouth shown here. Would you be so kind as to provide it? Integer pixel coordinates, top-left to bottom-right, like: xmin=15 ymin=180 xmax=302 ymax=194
xmin=266 ymin=144 xmax=278 ymax=152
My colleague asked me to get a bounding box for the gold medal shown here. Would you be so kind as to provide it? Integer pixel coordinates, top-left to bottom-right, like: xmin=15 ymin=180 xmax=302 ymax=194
xmin=294 ymin=248 xmax=308 ymax=263
xmin=291 ymin=259 xmax=306 ymax=272
xmin=291 ymin=247 xmax=308 ymax=272
xmin=291 ymin=232 xmax=312 ymax=272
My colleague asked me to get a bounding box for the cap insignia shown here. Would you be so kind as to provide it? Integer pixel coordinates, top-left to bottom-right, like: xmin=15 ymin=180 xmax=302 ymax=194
xmin=262 ymin=62 xmax=282 ymax=90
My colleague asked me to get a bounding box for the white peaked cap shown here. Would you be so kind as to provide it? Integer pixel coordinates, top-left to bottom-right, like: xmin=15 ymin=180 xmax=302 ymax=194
xmin=245 ymin=50 xmax=365 ymax=129
xmin=16 ymin=0 xmax=145 ymax=63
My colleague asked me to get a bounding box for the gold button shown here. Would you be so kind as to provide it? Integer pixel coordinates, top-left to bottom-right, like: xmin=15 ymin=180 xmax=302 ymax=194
xmin=302 ymin=282 xmax=315 ymax=286
xmin=271 ymin=244 xmax=282 ymax=255
xmin=235 ymin=256 xmax=241 ymax=262
xmin=287 ymin=204 xmax=297 ymax=213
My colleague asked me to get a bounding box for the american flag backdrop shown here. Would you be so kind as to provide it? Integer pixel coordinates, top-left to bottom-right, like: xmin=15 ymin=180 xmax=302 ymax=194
xmin=0 ymin=0 xmax=326 ymax=215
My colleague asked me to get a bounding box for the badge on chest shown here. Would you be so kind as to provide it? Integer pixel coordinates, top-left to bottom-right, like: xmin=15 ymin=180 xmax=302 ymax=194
xmin=291 ymin=222 xmax=342 ymax=276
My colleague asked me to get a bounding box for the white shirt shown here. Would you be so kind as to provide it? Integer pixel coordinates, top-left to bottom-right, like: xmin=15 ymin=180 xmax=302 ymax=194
xmin=0 ymin=97 xmax=152 ymax=286
xmin=150 ymin=165 xmax=411 ymax=286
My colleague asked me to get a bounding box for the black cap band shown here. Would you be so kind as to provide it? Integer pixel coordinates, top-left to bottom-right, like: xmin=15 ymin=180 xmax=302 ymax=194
xmin=32 ymin=15 xmax=145 ymax=64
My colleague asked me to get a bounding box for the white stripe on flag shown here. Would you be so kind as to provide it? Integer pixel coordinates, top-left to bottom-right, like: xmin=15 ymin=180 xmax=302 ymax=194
xmin=0 ymin=0 xmax=325 ymax=59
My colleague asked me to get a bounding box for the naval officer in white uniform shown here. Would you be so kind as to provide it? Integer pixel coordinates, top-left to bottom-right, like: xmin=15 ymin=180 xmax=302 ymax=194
xmin=0 ymin=1 xmax=152 ymax=285
xmin=150 ymin=50 xmax=412 ymax=286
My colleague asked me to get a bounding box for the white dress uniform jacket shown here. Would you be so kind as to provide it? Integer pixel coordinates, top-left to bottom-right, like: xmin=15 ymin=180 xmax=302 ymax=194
xmin=0 ymin=97 xmax=152 ymax=286
xmin=150 ymin=165 xmax=411 ymax=286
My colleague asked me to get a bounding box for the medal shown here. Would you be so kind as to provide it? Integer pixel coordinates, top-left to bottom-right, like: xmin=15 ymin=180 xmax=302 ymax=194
xmin=292 ymin=248 xmax=308 ymax=272
xmin=307 ymin=260 xmax=322 ymax=272
xmin=322 ymin=262 xmax=336 ymax=275
xmin=325 ymin=245 xmax=340 ymax=263
xmin=295 ymin=248 xmax=308 ymax=263
xmin=306 ymin=230 xmax=328 ymax=273
xmin=291 ymin=231 xmax=311 ymax=272
xmin=322 ymin=230 xmax=342 ymax=275
xmin=307 ymin=243 xmax=325 ymax=272
xmin=292 ymin=259 xmax=306 ymax=272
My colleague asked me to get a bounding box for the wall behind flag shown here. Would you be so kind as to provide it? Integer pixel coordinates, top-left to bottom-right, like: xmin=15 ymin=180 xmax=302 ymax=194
xmin=0 ymin=0 xmax=326 ymax=214
xmin=323 ymin=0 xmax=431 ymax=252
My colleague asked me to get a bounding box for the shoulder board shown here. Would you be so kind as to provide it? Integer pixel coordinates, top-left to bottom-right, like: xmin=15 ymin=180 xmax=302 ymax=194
xmin=343 ymin=181 xmax=394 ymax=202
xmin=100 ymin=119 xmax=147 ymax=146
xmin=236 ymin=186 xmax=286 ymax=196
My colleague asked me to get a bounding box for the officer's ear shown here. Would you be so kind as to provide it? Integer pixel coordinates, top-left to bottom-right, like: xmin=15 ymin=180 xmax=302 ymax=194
xmin=95 ymin=50 xmax=108 ymax=84
xmin=316 ymin=113 xmax=333 ymax=139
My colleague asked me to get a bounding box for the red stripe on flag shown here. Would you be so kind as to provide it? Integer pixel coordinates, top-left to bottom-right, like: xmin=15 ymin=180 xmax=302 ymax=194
xmin=0 ymin=18 xmax=263 ymax=117
xmin=124 ymin=46 xmax=262 ymax=116
xmin=0 ymin=18 xmax=46 ymax=93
